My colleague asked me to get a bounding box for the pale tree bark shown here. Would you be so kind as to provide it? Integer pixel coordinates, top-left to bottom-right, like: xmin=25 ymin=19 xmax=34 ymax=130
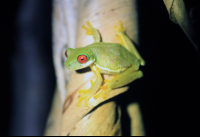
xmin=45 ymin=0 xmax=145 ymax=136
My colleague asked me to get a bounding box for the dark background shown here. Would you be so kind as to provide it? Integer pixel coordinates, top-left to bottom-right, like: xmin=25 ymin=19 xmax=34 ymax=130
xmin=1 ymin=0 xmax=200 ymax=136
xmin=1 ymin=0 xmax=55 ymax=136
xmin=137 ymin=0 xmax=200 ymax=136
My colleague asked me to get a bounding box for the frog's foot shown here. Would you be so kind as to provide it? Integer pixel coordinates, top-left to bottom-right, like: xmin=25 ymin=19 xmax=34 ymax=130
xmin=114 ymin=20 xmax=126 ymax=33
xmin=93 ymin=84 xmax=112 ymax=100
xmin=114 ymin=21 xmax=126 ymax=48
xmin=78 ymin=89 xmax=89 ymax=94
xmin=93 ymin=78 xmax=111 ymax=100
xmin=93 ymin=77 xmax=117 ymax=100
xmin=77 ymin=80 xmax=94 ymax=109
xmin=81 ymin=21 xmax=93 ymax=35
xmin=93 ymin=85 xmax=108 ymax=100
xmin=77 ymin=93 xmax=93 ymax=109
xmin=102 ymin=88 xmax=112 ymax=99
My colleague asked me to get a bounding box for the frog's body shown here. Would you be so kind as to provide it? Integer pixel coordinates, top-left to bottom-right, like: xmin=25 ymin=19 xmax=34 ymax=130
xmin=66 ymin=42 xmax=139 ymax=74
xmin=65 ymin=21 xmax=145 ymax=109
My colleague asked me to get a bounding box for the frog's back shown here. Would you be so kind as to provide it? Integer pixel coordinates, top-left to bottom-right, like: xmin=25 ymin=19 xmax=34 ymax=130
xmin=87 ymin=42 xmax=139 ymax=74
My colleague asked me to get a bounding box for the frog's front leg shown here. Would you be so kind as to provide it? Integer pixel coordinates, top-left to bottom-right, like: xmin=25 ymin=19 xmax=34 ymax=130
xmin=94 ymin=65 xmax=143 ymax=99
xmin=77 ymin=64 xmax=102 ymax=109
xmin=82 ymin=21 xmax=101 ymax=43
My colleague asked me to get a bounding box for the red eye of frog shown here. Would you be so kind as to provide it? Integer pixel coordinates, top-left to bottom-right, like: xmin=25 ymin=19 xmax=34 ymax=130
xmin=65 ymin=50 xmax=67 ymax=57
xmin=78 ymin=55 xmax=87 ymax=63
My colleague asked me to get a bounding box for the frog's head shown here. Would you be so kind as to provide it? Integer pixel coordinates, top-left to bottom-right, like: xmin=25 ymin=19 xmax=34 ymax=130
xmin=65 ymin=47 xmax=95 ymax=70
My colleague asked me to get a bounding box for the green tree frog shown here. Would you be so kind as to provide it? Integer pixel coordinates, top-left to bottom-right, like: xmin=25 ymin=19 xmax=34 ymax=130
xmin=65 ymin=21 xmax=145 ymax=109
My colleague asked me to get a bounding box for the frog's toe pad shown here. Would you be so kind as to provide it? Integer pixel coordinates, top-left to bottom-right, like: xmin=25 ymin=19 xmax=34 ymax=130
xmin=93 ymin=85 xmax=108 ymax=100
xmin=81 ymin=25 xmax=92 ymax=35
xmin=82 ymin=21 xmax=94 ymax=35
xmin=100 ymin=85 xmax=108 ymax=90
xmin=114 ymin=20 xmax=125 ymax=32
xmin=77 ymin=94 xmax=90 ymax=109
xmin=86 ymin=21 xmax=92 ymax=27
xmin=78 ymin=89 xmax=89 ymax=94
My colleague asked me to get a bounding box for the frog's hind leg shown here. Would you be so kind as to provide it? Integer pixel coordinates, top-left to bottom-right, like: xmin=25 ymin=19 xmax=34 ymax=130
xmin=82 ymin=21 xmax=101 ymax=43
xmin=93 ymin=78 xmax=117 ymax=99
xmin=94 ymin=65 xmax=143 ymax=99
xmin=114 ymin=21 xmax=145 ymax=66
xmin=109 ymin=66 xmax=143 ymax=89
xmin=93 ymin=82 xmax=109 ymax=100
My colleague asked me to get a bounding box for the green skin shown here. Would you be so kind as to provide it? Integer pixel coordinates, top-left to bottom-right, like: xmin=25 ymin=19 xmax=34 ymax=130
xmin=65 ymin=21 xmax=145 ymax=109
xmin=65 ymin=42 xmax=139 ymax=74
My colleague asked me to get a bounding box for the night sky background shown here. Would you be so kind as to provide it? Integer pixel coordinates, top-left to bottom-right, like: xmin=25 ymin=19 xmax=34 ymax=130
xmin=1 ymin=0 xmax=200 ymax=136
